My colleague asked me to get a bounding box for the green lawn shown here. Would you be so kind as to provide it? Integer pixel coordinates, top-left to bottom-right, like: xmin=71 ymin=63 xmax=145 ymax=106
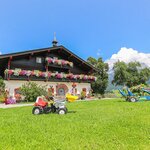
xmin=0 ymin=99 xmax=150 ymax=150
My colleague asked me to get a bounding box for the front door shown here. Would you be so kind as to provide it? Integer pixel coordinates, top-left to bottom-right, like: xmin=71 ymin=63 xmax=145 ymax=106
xmin=58 ymin=88 xmax=65 ymax=96
xmin=56 ymin=84 xmax=68 ymax=96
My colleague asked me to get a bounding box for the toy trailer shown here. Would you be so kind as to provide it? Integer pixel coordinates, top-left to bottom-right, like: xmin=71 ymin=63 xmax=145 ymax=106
xmin=118 ymin=89 xmax=138 ymax=102
xmin=119 ymin=88 xmax=150 ymax=102
xmin=139 ymin=89 xmax=150 ymax=101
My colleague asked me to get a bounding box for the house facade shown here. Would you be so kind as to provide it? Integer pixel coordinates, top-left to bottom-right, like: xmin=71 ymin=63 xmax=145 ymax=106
xmin=0 ymin=41 xmax=97 ymax=97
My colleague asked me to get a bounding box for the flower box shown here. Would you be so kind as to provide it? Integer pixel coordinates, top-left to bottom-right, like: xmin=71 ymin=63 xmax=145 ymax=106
xmin=46 ymin=57 xmax=74 ymax=68
xmin=4 ymin=68 xmax=97 ymax=82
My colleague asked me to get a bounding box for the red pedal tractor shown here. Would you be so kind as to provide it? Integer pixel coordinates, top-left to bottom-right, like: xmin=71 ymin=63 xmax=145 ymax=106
xmin=32 ymin=96 xmax=67 ymax=115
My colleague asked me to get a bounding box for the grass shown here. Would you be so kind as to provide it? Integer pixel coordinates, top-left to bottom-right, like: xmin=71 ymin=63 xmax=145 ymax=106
xmin=0 ymin=99 xmax=150 ymax=150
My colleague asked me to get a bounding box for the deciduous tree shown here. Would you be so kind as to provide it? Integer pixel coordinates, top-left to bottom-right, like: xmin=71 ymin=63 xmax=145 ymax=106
xmin=112 ymin=61 xmax=150 ymax=87
xmin=87 ymin=57 xmax=109 ymax=95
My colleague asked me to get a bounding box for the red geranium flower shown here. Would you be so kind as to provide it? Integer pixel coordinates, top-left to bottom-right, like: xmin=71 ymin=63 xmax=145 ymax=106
xmin=48 ymin=72 xmax=51 ymax=78
xmin=8 ymin=70 xmax=13 ymax=75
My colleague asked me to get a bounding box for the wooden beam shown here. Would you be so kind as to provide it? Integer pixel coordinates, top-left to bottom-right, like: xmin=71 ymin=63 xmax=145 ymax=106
xmin=79 ymin=62 xmax=84 ymax=66
xmin=29 ymin=54 xmax=32 ymax=59
xmin=88 ymin=69 xmax=93 ymax=74
xmin=29 ymin=52 xmax=34 ymax=59
xmin=7 ymin=56 xmax=13 ymax=80
xmin=68 ymin=54 xmax=73 ymax=59
xmin=58 ymin=48 xmax=62 ymax=53
xmin=8 ymin=56 xmax=12 ymax=69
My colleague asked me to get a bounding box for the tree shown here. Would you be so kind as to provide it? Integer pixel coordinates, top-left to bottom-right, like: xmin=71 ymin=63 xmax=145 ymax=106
xmin=112 ymin=61 xmax=150 ymax=87
xmin=139 ymin=68 xmax=150 ymax=84
xmin=87 ymin=57 xmax=97 ymax=67
xmin=87 ymin=57 xmax=109 ymax=95
xmin=20 ymin=82 xmax=47 ymax=102
xmin=112 ymin=61 xmax=128 ymax=86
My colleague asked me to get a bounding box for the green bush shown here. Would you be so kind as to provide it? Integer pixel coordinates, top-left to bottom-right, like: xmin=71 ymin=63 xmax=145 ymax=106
xmin=80 ymin=91 xmax=86 ymax=100
xmin=20 ymin=82 xmax=47 ymax=102
xmin=0 ymin=94 xmax=6 ymax=103
xmin=93 ymin=93 xmax=102 ymax=99
xmin=0 ymin=77 xmax=5 ymax=94
xmin=130 ymin=84 xmax=150 ymax=96
xmin=104 ymin=93 xmax=118 ymax=98
xmin=0 ymin=77 xmax=6 ymax=103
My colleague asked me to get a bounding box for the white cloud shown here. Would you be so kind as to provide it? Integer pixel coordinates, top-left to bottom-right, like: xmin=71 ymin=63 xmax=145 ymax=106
xmin=96 ymin=49 xmax=101 ymax=56
xmin=106 ymin=47 xmax=150 ymax=72
xmin=97 ymin=52 xmax=100 ymax=56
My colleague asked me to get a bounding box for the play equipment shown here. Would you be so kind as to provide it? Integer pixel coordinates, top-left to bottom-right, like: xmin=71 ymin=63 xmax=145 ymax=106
xmin=5 ymin=96 xmax=16 ymax=105
xmin=66 ymin=93 xmax=78 ymax=102
xmin=118 ymin=88 xmax=150 ymax=102
xmin=32 ymin=94 xmax=78 ymax=115
xmin=140 ymin=89 xmax=150 ymax=100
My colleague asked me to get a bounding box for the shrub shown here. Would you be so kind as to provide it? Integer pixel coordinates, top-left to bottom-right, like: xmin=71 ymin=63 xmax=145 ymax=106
xmin=104 ymin=93 xmax=118 ymax=98
xmin=0 ymin=94 xmax=6 ymax=103
xmin=130 ymin=84 xmax=150 ymax=96
xmin=93 ymin=93 xmax=102 ymax=99
xmin=80 ymin=91 xmax=86 ymax=100
xmin=0 ymin=77 xmax=5 ymax=94
xmin=20 ymin=82 xmax=47 ymax=102
xmin=0 ymin=77 xmax=6 ymax=103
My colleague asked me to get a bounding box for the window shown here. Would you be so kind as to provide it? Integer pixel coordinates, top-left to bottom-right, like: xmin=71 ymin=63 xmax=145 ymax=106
xmin=36 ymin=57 xmax=42 ymax=63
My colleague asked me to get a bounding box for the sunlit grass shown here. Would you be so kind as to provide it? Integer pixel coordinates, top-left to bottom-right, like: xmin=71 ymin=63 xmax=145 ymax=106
xmin=0 ymin=99 xmax=150 ymax=150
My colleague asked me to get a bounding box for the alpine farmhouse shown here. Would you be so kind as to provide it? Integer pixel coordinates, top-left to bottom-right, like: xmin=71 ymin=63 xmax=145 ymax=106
xmin=0 ymin=39 xmax=97 ymax=97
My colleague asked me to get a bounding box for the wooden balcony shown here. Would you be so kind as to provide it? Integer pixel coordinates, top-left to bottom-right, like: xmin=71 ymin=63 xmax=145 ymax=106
xmin=47 ymin=63 xmax=71 ymax=70
xmin=4 ymin=74 xmax=91 ymax=83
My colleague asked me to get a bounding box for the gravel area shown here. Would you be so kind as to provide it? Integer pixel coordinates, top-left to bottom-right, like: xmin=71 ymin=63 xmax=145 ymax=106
xmin=0 ymin=103 xmax=33 ymax=109
xmin=0 ymin=98 xmax=115 ymax=109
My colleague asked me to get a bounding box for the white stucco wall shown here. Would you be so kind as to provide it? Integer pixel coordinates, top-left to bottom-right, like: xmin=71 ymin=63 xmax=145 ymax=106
xmin=4 ymin=80 xmax=91 ymax=96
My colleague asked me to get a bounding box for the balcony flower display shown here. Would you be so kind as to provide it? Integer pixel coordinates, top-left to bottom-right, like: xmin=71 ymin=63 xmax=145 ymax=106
xmin=69 ymin=62 xmax=73 ymax=67
xmin=51 ymin=73 xmax=56 ymax=77
xmin=53 ymin=59 xmax=58 ymax=64
xmin=19 ymin=70 xmax=27 ymax=76
xmin=57 ymin=60 xmax=62 ymax=65
xmin=26 ymin=71 xmax=32 ymax=76
xmin=31 ymin=71 xmax=35 ymax=76
xmin=61 ymin=60 xmax=66 ymax=65
xmin=4 ymin=69 xmax=13 ymax=75
xmin=79 ymin=74 xmax=84 ymax=80
xmin=34 ymin=70 xmax=40 ymax=77
xmin=56 ymin=73 xmax=63 ymax=79
xmin=41 ymin=72 xmax=46 ymax=77
xmin=76 ymin=75 xmax=80 ymax=79
xmin=8 ymin=70 xmax=13 ymax=75
xmin=66 ymin=73 xmax=73 ymax=79
xmin=14 ymin=69 xmax=21 ymax=76
xmin=4 ymin=68 xmax=97 ymax=82
xmin=45 ymin=57 xmax=53 ymax=63
xmin=83 ymin=75 xmax=88 ymax=80
xmin=48 ymin=72 xmax=51 ymax=78
xmin=46 ymin=57 xmax=73 ymax=67
xmin=62 ymin=73 xmax=67 ymax=78
xmin=73 ymin=75 xmax=77 ymax=80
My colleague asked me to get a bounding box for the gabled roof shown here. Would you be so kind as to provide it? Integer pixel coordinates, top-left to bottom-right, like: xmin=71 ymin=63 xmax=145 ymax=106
xmin=0 ymin=45 xmax=97 ymax=71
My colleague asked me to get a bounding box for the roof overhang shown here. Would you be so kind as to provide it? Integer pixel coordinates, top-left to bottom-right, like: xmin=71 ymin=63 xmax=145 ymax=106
xmin=0 ymin=45 xmax=98 ymax=72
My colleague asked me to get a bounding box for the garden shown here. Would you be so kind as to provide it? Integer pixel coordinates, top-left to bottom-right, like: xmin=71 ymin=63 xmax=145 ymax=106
xmin=1 ymin=99 xmax=150 ymax=150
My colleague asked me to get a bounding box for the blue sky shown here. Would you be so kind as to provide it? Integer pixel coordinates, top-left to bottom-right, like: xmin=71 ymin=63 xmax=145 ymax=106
xmin=0 ymin=0 xmax=150 ymax=60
